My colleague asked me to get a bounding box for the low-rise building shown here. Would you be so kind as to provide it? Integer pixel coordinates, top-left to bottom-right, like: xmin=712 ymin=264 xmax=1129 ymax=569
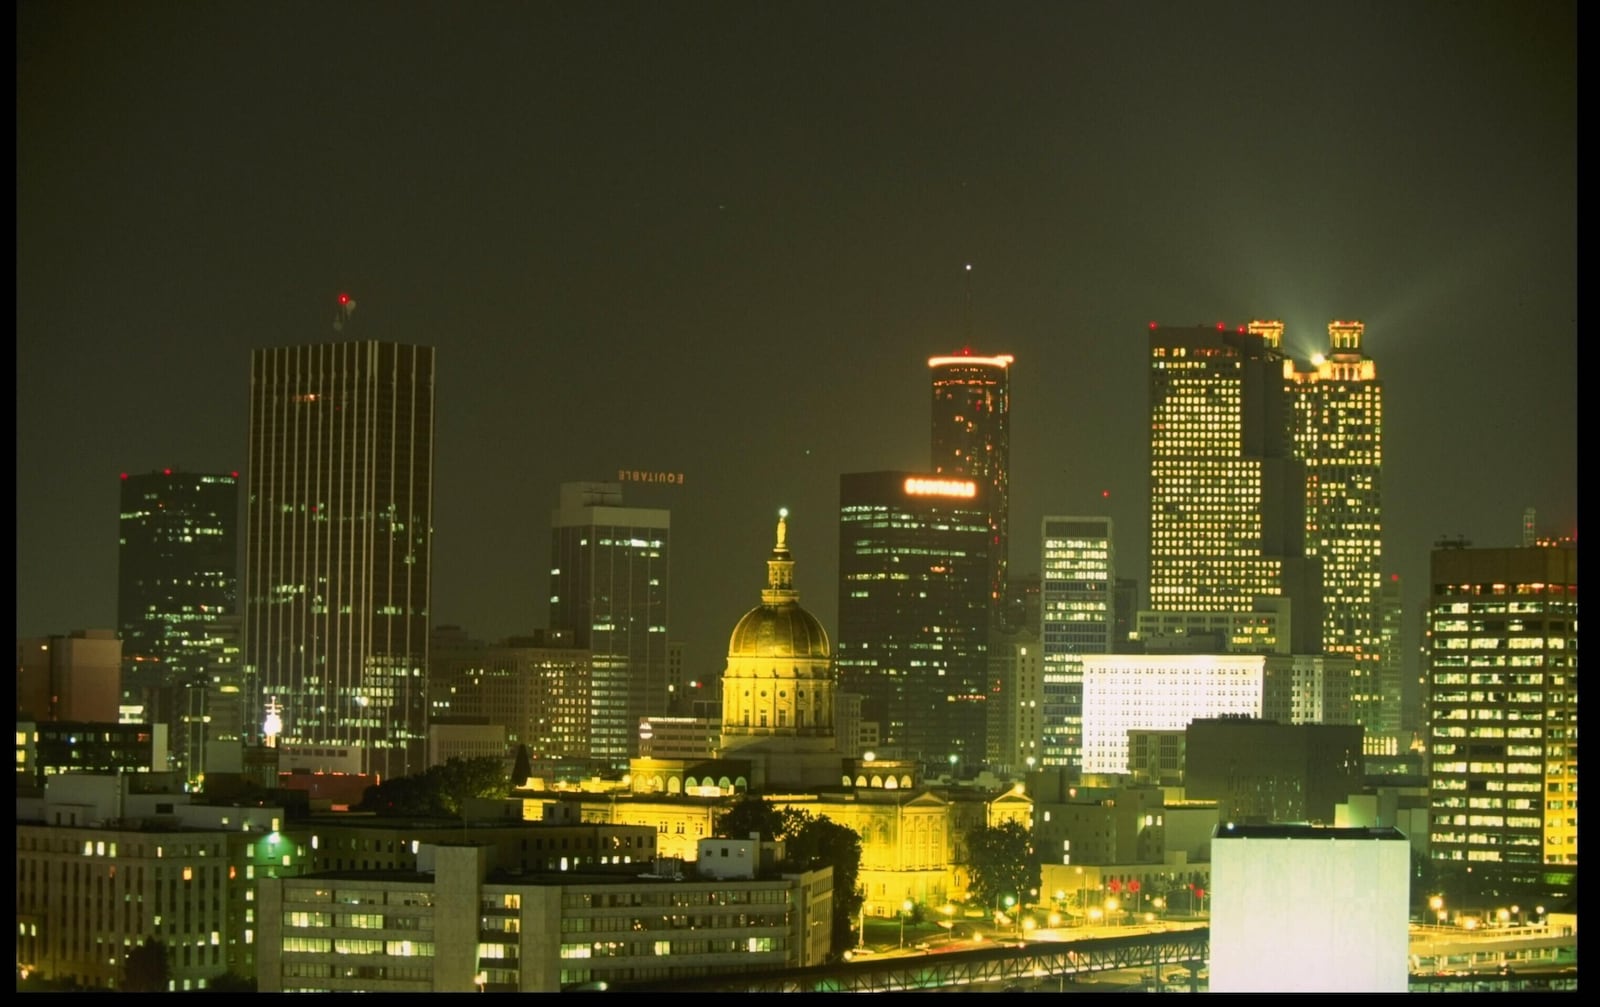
xmin=257 ymin=841 xmax=833 ymax=992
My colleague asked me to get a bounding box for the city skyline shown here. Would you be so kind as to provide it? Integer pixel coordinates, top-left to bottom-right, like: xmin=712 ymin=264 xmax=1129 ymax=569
xmin=18 ymin=3 xmax=1576 ymax=682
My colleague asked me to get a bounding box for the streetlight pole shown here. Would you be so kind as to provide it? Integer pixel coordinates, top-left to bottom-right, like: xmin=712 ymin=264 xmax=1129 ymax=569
xmin=899 ymin=898 xmax=913 ymax=949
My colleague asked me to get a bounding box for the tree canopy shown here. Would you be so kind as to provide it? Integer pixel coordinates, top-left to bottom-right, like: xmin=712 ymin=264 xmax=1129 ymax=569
xmin=357 ymin=756 xmax=511 ymax=817
xmin=963 ymin=819 xmax=1039 ymax=915
xmin=123 ymin=938 xmax=169 ymax=992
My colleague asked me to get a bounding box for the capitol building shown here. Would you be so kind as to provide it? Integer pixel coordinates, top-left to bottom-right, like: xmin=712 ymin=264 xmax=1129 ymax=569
xmin=550 ymin=510 xmax=1029 ymax=918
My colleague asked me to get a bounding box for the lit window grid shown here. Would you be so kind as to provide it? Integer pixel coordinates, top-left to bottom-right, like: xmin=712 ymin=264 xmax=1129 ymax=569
xmin=1425 ymin=575 xmax=1577 ymax=876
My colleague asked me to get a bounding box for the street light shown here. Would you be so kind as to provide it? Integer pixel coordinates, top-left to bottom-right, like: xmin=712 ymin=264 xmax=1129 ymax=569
xmin=474 ymin=972 xmax=487 ymax=993
xmin=899 ymin=898 xmax=914 ymax=948
xmin=1430 ymin=895 xmax=1446 ymax=928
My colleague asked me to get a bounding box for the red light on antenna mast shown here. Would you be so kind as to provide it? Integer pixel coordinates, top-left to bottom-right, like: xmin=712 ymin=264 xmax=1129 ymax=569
xmin=1102 ymin=490 xmax=1110 ymax=498
xmin=120 ymin=473 xmax=128 ymax=480
xmin=1216 ymin=322 xmax=1225 ymax=330
xmin=1148 ymin=321 xmax=1158 ymax=329
xmin=163 ymin=468 xmax=172 ymax=476
xmin=338 ymin=293 xmax=350 ymax=305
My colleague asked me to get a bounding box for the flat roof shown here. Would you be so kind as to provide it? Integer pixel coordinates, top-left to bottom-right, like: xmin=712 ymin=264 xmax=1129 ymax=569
xmin=1213 ymin=823 xmax=1407 ymax=841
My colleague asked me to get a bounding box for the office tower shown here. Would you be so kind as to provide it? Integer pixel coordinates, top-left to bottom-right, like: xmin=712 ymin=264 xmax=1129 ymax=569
xmin=1146 ymin=322 xmax=1321 ymax=653
xmin=16 ymin=629 xmax=122 ymax=723
xmin=1376 ymin=574 xmax=1404 ymax=737
xmin=1038 ymin=516 xmax=1115 ymax=770
xmin=985 ymin=626 xmax=1043 ymax=774
xmin=1080 ymin=652 xmax=1352 ymax=775
xmin=1000 ymin=572 xmax=1041 ymax=634
xmin=1425 ymin=541 xmax=1577 ymax=893
xmin=548 ymin=481 xmax=669 ymax=771
xmin=1112 ymin=578 xmax=1138 ymax=652
xmin=429 ymin=626 xmax=592 ymax=765
xmin=836 ymin=471 xmax=992 ymax=770
xmin=116 ymin=468 xmax=238 ymax=778
xmin=1285 ymin=319 xmax=1384 ymax=727
xmin=929 ymin=349 xmax=1013 ymax=608
xmin=243 ymin=339 xmax=435 ymax=779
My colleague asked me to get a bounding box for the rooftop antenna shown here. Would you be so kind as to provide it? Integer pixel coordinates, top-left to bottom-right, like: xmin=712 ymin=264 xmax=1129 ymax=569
xmin=963 ymin=264 xmax=974 ymax=348
xmin=333 ymin=292 xmax=357 ymax=333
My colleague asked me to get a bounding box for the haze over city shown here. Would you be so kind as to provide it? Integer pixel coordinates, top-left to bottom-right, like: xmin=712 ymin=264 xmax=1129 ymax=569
xmin=18 ymin=1 xmax=1575 ymax=683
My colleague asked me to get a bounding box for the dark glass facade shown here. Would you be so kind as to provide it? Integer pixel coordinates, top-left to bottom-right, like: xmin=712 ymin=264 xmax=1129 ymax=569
xmin=836 ymin=470 xmax=992 ymax=770
xmin=117 ymin=469 xmax=238 ymax=779
xmin=243 ymin=341 xmax=435 ymax=779
xmin=547 ymin=482 xmax=669 ymax=773
xmin=929 ymin=351 xmax=1012 ymax=610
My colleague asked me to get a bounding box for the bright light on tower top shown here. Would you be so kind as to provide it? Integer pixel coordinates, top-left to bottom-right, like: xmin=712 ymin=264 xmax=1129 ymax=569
xmin=928 ymin=353 xmax=1014 ymax=369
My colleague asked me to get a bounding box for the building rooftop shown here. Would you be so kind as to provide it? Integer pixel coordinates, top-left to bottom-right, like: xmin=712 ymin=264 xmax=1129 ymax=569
xmin=1213 ymin=823 xmax=1406 ymax=841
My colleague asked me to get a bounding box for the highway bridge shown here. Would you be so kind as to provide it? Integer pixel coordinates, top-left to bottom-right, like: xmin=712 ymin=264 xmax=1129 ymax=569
xmin=611 ymin=928 xmax=1210 ymax=993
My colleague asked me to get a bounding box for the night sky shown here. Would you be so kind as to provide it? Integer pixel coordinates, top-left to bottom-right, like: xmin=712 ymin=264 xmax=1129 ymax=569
xmin=18 ymin=2 xmax=1576 ymax=695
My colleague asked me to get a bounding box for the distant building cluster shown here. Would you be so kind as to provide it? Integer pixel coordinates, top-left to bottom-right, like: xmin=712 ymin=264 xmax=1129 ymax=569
xmin=16 ymin=312 xmax=1577 ymax=991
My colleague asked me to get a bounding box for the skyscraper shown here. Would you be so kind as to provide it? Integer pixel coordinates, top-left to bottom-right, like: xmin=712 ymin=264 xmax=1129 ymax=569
xmin=1425 ymin=541 xmax=1577 ymax=894
xmin=1285 ymin=319 xmax=1385 ymax=729
xmin=1039 ymin=516 xmax=1114 ymax=770
xmin=548 ymin=481 xmax=669 ymax=772
xmin=929 ymin=350 xmax=1012 ymax=608
xmin=1145 ymin=322 xmax=1321 ymax=653
xmin=117 ymin=468 xmax=238 ymax=778
xmin=836 ymin=471 xmax=992 ymax=770
xmin=243 ymin=338 xmax=435 ymax=779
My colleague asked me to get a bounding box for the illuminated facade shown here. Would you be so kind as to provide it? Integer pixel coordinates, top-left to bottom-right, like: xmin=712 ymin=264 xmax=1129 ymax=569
xmin=1080 ymin=652 xmax=1353 ymax=774
xmin=258 ymin=842 xmax=831 ymax=992
xmin=117 ymin=469 xmax=238 ymax=781
xmin=1210 ymin=824 xmax=1410 ymax=992
xmin=244 ymin=339 xmax=435 ymax=779
xmin=15 ymin=776 xmax=299 ymax=990
xmin=837 ymin=471 xmax=993 ymax=770
xmin=548 ymin=482 xmax=670 ymax=772
xmin=1145 ymin=323 xmax=1321 ymax=653
xmin=1285 ymin=320 xmax=1385 ymax=728
xmin=1425 ymin=542 xmax=1577 ymax=891
xmin=1039 ymin=516 xmax=1115 ymax=770
xmin=428 ymin=626 xmax=592 ymax=765
xmin=929 ymin=350 xmax=1013 ymax=608
xmin=718 ymin=509 xmax=845 ymax=789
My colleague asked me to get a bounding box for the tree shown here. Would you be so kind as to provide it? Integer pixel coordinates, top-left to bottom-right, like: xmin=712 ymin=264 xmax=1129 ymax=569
xmin=510 ymin=744 xmax=533 ymax=788
xmin=964 ymin=820 xmax=1038 ymax=916
xmin=206 ymin=972 xmax=258 ymax=993
xmin=123 ymin=938 xmax=169 ymax=992
xmin=357 ymin=757 xmax=511 ymax=817
xmin=788 ymin=815 xmax=865 ymax=956
xmin=715 ymin=795 xmax=791 ymax=842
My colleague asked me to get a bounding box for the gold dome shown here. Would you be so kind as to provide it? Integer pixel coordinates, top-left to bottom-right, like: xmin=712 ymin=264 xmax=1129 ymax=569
xmin=729 ymin=601 xmax=831 ymax=659
xmin=726 ymin=509 xmax=832 ymax=660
